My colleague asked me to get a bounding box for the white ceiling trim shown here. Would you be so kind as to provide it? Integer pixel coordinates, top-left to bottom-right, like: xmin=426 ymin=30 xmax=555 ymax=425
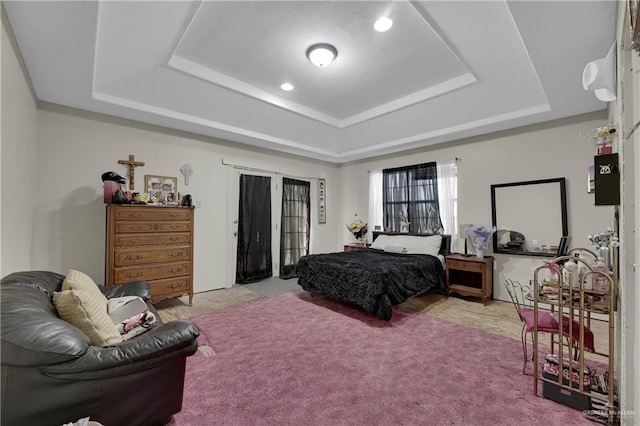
xmin=338 ymin=103 xmax=552 ymax=161
xmin=167 ymin=55 xmax=342 ymax=127
xmin=339 ymin=72 xmax=477 ymax=128
xmin=92 ymin=90 xmax=341 ymax=160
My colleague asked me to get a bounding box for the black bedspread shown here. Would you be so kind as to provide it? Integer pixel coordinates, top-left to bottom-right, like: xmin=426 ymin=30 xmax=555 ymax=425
xmin=295 ymin=249 xmax=446 ymax=321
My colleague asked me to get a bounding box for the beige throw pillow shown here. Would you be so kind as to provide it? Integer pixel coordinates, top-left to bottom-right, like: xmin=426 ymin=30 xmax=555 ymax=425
xmin=62 ymin=269 xmax=108 ymax=305
xmin=53 ymin=289 xmax=122 ymax=347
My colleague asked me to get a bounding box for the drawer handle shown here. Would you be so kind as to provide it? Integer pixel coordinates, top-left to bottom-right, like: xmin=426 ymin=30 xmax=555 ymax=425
xmin=168 ymin=282 xmax=183 ymax=289
xmin=153 ymin=224 xmax=160 ymax=230
xmin=126 ymin=213 xmax=142 ymax=218
xmin=167 ymin=267 xmax=184 ymax=273
xmin=167 ymin=225 xmax=180 ymax=230
xmin=124 ymin=254 xmax=144 ymax=261
xmin=169 ymin=237 xmax=178 ymax=241
xmin=128 ymin=226 xmax=143 ymax=231
xmin=169 ymin=252 xmax=184 ymax=258
xmin=125 ymin=272 xmax=144 ymax=278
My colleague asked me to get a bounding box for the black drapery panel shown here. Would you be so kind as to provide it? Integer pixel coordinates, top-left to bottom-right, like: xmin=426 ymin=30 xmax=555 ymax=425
xmin=382 ymin=162 xmax=444 ymax=234
xmin=236 ymin=175 xmax=272 ymax=284
xmin=279 ymin=178 xmax=311 ymax=279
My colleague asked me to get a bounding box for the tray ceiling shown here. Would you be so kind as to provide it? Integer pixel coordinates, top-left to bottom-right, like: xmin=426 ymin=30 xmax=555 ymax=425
xmin=4 ymin=1 xmax=616 ymax=163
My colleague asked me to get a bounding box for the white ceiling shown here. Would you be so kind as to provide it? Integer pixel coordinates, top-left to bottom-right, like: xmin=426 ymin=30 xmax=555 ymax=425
xmin=4 ymin=1 xmax=617 ymax=164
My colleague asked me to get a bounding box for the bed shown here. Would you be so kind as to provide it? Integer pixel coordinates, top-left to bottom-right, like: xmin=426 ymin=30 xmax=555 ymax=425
xmin=295 ymin=232 xmax=450 ymax=321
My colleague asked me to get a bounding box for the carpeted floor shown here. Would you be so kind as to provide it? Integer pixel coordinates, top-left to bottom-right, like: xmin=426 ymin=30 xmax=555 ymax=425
xmin=155 ymin=283 xmax=610 ymax=364
xmin=167 ymin=292 xmax=599 ymax=425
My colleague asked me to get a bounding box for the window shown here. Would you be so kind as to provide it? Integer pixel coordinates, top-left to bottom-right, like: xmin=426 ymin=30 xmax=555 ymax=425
xmin=437 ymin=159 xmax=458 ymax=249
xmin=382 ymin=162 xmax=444 ymax=234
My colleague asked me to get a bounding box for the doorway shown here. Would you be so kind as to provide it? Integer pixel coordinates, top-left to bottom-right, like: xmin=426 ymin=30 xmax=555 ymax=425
xmin=279 ymin=178 xmax=311 ymax=279
xmin=229 ymin=171 xmax=312 ymax=286
xmin=235 ymin=174 xmax=272 ymax=284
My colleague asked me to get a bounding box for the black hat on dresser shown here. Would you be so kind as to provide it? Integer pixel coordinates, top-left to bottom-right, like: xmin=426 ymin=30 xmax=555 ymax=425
xmin=101 ymin=171 xmax=126 ymax=184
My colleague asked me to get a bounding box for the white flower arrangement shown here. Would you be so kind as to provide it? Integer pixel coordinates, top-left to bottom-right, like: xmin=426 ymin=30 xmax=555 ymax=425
xmin=346 ymin=214 xmax=368 ymax=241
xmin=584 ymin=124 xmax=617 ymax=146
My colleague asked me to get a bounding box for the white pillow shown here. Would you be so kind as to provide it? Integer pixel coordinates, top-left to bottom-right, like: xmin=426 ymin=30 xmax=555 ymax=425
xmin=384 ymin=245 xmax=407 ymax=254
xmin=370 ymin=234 xmax=393 ymax=250
xmin=371 ymin=234 xmax=442 ymax=256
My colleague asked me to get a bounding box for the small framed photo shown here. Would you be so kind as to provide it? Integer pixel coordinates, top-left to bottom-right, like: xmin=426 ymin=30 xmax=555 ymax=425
xmin=145 ymin=175 xmax=178 ymax=193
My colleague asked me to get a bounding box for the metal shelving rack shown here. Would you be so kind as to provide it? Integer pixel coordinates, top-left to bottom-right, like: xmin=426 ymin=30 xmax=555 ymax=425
xmin=532 ymin=247 xmax=617 ymax=424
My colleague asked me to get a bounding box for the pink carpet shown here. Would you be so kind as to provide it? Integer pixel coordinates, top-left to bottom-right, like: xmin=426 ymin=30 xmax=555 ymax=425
xmin=169 ymin=292 xmax=594 ymax=425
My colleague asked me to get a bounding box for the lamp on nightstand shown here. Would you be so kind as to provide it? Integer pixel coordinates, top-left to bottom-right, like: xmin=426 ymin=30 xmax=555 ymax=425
xmin=458 ymin=224 xmax=472 ymax=256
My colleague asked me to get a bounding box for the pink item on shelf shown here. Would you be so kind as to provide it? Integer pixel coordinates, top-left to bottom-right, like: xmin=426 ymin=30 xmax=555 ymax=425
xmin=597 ymin=146 xmax=613 ymax=155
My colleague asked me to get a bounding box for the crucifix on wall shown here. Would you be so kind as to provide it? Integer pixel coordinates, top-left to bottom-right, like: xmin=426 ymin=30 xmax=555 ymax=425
xmin=118 ymin=154 xmax=145 ymax=190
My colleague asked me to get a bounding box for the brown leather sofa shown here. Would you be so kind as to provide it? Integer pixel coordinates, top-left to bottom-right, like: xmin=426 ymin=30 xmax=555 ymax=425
xmin=1 ymin=271 xmax=200 ymax=426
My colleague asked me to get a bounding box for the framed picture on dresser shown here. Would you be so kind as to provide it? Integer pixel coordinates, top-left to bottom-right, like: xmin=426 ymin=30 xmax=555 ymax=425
xmin=145 ymin=175 xmax=178 ymax=193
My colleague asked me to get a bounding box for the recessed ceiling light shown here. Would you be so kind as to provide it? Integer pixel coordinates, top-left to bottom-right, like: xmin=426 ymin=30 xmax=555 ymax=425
xmin=374 ymin=17 xmax=393 ymax=32
xmin=306 ymin=43 xmax=338 ymax=67
xmin=281 ymin=83 xmax=294 ymax=91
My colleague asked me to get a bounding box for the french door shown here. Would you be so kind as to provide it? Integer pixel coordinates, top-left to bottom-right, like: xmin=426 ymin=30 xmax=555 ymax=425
xmin=235 ymin=174 xmax=272 ymax=284
xmin=279 ymin=178 xmax=310 ymax=279
xmin=227 ymin=171 xmax=311 ymax=285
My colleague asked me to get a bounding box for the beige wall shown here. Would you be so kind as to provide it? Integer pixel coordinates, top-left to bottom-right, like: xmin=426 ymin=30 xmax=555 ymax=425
xmin=1 ymin=10 xmax=38 ymax=275
xmin=337 ymin=112 xmax=614 ymax=302
xmin=32 ymin=105 xmax=340 ymax=291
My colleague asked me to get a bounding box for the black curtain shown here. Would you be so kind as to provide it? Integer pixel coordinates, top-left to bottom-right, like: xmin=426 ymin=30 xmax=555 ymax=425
xmin=236 ymin=175 xmax=272 ymax=284
xmin=382 ymin=162 xmax=444 ymax=234
xmin=280 ymin=178 xmax=310 ymax=279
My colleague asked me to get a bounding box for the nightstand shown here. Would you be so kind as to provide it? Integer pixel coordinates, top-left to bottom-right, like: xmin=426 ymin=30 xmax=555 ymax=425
xmin=445 ymin=254 xmax=494 ymax=305
xmin=344 ymin=244 xmax=369 ymax=252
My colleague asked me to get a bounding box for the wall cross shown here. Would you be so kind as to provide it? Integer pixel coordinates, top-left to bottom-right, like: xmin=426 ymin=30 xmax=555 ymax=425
xmin=118 ymin=154 xmax=145 ymax=190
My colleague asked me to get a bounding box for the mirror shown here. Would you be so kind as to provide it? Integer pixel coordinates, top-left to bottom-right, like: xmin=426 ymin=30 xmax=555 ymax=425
xmin=491 ymin=178 xmax=568 ymax=257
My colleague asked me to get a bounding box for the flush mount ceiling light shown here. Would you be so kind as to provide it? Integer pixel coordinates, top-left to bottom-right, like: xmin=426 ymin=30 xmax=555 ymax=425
xmin=280 ymin=82 xmax=294 ymax=91
xmin=374 ymin=17 xmax=393 ymax=32
xmin=306 ymin=43 xmax=338 ymax=68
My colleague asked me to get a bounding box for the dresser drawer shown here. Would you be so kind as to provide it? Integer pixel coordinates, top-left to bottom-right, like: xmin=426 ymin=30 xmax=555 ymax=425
xmin=113 ymin=207 xmax=191 ymax=221
xmin=148 ymin=277 xmax=191 ymax=297
xmin=112 ymin=262 xmax=191 ymax=284
xmin=114 ymin=233 xmax=191 ymax=247
xmin=446 ymin=258 xmax=485 ymax=272
xmin=113 ymin=222 xmax=191 ymax=233
xmin=114 ymin=247 xmax=190 ymax=266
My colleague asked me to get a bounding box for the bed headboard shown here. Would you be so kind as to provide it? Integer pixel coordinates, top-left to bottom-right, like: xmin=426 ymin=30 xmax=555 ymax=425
xmin=371 ymin=231 xmax=451 ymax=256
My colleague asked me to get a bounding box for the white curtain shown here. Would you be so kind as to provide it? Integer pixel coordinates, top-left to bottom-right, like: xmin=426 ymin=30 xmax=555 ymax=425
xmin=368 ymin=170 xmax=383 ymax=242
xmin=437 ymin=160 xmax=458 ymax=252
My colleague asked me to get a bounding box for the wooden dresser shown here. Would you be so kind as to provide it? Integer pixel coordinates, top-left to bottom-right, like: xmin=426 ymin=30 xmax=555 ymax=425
xmin=106 ymin=205 xmax=194 ymax=305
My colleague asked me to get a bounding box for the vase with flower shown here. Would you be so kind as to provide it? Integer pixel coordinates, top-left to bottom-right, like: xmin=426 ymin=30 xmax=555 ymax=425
xmin=584 ymin=124 xmax=616 ymax=155
xmin=465 ymin=226 xmax=497 ymax=260
xmin=346 ymin=216 xmax=368 ymax=246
